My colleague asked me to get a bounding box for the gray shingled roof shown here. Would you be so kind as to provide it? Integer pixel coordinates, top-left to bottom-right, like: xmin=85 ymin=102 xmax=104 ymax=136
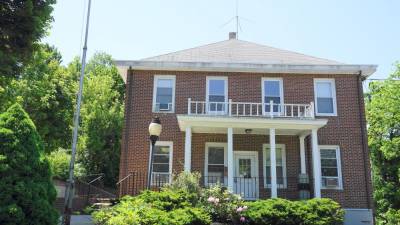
xmin=142 ymin=39 xmax=343 ymax=65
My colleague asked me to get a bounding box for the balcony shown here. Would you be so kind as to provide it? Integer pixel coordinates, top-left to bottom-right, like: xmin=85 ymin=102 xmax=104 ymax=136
xmin=187 ymin=98 xmax=315 ymax=119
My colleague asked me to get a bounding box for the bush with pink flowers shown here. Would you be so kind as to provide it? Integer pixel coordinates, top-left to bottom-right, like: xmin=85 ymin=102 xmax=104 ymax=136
xmin=200 ymin=185 xmax=248 ymax=224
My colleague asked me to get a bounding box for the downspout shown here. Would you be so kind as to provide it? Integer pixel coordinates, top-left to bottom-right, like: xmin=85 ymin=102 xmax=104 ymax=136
xmin=357 ymin=70 xmax=372 ymax=210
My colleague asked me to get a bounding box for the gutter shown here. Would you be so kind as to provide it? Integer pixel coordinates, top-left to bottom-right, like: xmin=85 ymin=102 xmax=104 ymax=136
xmin=115 ymin=60 xmax=377 ymax=83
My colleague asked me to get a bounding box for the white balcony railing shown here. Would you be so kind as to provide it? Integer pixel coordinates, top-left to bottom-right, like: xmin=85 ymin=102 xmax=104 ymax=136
xmin=187 ymin=98 xmax=315 ymax=119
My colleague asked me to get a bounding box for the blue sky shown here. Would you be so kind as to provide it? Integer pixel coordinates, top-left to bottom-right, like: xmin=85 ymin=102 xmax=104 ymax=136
xmin=44 ymin=0 xmax=400 ymax=79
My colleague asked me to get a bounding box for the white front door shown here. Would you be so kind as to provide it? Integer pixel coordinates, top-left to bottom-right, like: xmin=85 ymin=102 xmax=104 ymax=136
xmin=234 ymin=151 xmax=259 ymax=200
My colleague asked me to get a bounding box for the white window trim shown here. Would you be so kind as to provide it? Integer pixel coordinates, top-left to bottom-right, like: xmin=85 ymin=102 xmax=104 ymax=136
xmin=261 ymin=77 xmax=284 ymax=115
xmin=313 ymin=78 xmax=337 ymax=116
xmin=319 ymin=145 xmax=343 ymax=190
xmin=152 ymin=75 xmax=176 ymax=113
xmin=206 ymin=76 xmax=228 ymax=115
xmin=262 ymin=143 xmax=287 ymax=188
xmin=150 ymin=141 xmax=173 ymax=184
xmin=204 ymin=142 xmax=227 ymax=186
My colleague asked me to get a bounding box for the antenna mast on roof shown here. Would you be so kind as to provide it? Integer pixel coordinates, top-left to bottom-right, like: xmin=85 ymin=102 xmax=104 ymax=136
xmin=221 ymin=0 xmax=252 ymax=39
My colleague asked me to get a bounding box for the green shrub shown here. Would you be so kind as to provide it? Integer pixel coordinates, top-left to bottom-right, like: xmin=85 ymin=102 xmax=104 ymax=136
xmin=0 ymin=104 xmax=58 ymax=225
xmin=92 ymin=194 xmax=211 ymax=225
xmin=243 ymin=198 xmax=344 ymax=225
xmin=47 ymin=148 xmax=70 ymax=180
xmin=164 ymin=171 xmax=202 ymax=196
xmin=379 ymin=208 xmax=400 ymax=225
xmin=137 ymin=189 xmax=197 ymax=210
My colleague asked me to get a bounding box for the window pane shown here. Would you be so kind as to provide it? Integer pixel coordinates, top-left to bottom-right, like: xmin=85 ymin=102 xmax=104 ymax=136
xmin=209 ymin=95 xmax=225 ymax=102
xmin=239 ymin=159 xmax=251 ymax=178
xmin=208 ymin=165 xmax=224 ymax=183
xmin=321 ymin=168 xmax=338 ymax=176
xmin=155 ymin=146 xmax=170 ymax=154
xmin=154 ymin=155 xmax=169 ymax=163
xmin=317 ymin=97 xmax=333 ymax=113
xmin=316 ymin=82 xmax=332 ymax=98
xmin=264 ymin=80 xmax=280 ymax=97
xmin=157 ymin=79 xmax=173 ymax=87
xmin=153 ymin=164 xmax=169 ymax=172
xmin=321 ymin=159 xmax=337 ymax=167
xmin=265 ymin=148 xmax=283 ymax=166
xmin=209 ymin=80 xmax=225 ymax=96
xmin=320 ymin=149 xmax=337 ymax=158
xmin=265 ymin=166 xmax=284 ymax=185
xmin=208 ymin=147 xmax=224 ymax=164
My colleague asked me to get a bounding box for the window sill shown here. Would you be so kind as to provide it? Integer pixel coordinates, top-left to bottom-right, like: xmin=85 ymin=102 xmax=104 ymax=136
xmin=315 ymin=113 xmax=337 ymax=117
xmin=152 ymin=111 xmax=175 ymax=114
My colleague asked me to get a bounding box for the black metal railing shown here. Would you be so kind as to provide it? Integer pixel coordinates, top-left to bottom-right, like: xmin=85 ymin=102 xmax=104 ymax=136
xmin=117 ymin=172 xmax=314 ymax=200
xmin=75 ymin=174 xmax=116 ymax=205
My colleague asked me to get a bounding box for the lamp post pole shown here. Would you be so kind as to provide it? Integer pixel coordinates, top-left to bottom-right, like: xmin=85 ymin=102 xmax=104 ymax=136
xmin=147 ymin=117 xmax=162 ymax=189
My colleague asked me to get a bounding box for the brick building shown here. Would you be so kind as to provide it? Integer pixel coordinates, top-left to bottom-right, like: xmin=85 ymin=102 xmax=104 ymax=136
xmin=116 ymin=33 xmax=376 ymax=224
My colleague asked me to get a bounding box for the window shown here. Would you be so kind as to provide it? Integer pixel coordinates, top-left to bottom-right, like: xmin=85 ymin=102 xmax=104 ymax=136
xmin=263 ymin=144 xmax=287 ymax=188
xmin=206 ymin=77 xmax=227 ymax=114
xmin=153 ymin=76 xmax=175 ymax=112
xmin=319 ymin=145 xmax=342 ymax=189
xmin=151 ymin=141 xmax=173 ymax=185
xmin=205 ymin=143 xmax=227 ymax=185
xmin=314 ymin=79 xmax=337 ymax=116
xmin=262 ymin=78 xmax=283 ymax=114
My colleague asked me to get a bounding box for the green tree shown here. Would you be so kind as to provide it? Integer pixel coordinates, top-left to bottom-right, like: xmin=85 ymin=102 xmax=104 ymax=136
xmin=366 ymin=63 xmax=400 ymax=224
xmin=5 ymin=44 xmax=76 ymax=152
xmin=0 ymin=103 xmax=58 ymax=225
xmin=0 ymin=0 xmax=56 ymax=77
xmin=76 ymin=53 xmax=125 ymax=187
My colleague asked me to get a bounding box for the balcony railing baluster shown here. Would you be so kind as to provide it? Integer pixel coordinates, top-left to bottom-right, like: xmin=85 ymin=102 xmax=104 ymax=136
xmin=187 ymin=99 xmax=314 ymax=119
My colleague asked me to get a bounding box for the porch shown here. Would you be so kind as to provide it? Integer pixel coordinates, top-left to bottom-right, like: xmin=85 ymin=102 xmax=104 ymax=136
xmin=178 ymin=99 xmax=328 ymax=199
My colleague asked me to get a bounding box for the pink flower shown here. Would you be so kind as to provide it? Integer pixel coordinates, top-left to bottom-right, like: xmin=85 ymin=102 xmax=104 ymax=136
xmin=207 ymin=197 xmax=215 ymax=203
xmin=236 ymin=207 xmax=243 ymax=212
xmin=214 ymin=198 xmax=220 ymax=203
xmin=240 ymin=216 xmax=246 ymax=222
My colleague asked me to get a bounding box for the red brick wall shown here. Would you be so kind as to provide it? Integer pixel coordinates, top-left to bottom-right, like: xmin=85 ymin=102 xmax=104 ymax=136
xmin=119 ymin=70 xmax=373 ymax=209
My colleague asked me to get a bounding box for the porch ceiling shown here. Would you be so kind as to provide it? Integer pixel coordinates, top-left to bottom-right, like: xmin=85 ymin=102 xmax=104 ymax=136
xmin=176 ymin=115 xmax=328 ymax=136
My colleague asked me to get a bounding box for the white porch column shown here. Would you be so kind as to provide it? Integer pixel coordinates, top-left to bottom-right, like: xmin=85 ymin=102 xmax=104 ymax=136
xmin=311 ymin=128 xmax=321 ymax=198
xmin=227 ymin=127 xmax=234 ymax=191
xmin=270 ymin=128 xmax=278 ymax=198
xmin=299 ymin=135 xmax=306 ymax=174
xmin=184 ymin=126 xmax=192 ymax=171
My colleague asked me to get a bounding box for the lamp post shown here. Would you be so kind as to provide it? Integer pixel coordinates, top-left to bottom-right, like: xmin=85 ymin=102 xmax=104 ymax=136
xmin=147 ymin=117 xmax=162 ymax=189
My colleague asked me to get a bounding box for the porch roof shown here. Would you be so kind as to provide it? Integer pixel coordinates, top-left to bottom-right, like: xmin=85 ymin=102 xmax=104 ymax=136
xmin=176 ymin=115 xmax=328 ymax=136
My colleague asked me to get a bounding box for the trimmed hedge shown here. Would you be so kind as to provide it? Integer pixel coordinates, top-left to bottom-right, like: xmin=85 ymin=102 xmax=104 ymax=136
xmin=92 ymin=191 xmax=211 ymax=225
xmin=242 ymin=198 xmax=344 ymax=225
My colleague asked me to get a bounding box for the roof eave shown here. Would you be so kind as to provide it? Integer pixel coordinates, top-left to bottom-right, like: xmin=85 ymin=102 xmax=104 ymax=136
xmin=115 ymin=60 xmax=377 ymax=83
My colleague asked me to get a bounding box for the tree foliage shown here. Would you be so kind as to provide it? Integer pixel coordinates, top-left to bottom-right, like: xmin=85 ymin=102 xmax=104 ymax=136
xmin=366 ymin=63 xmax=400 ymax=224
xmin=11 ymin=44 xmax=76 ymax=152
xmin=76 ymin=53 xmax=125 ymax=187
xmin=0 ymin=0 xmax=56 ymax=77
xmin=0 ymin=103 xmax=58 ymax=225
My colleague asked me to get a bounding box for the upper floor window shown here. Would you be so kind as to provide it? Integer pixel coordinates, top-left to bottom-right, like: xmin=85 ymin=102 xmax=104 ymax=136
xmin=319 ymin=145 xmax=342 ymax=189
xmin=262 ymin=78 xmax=283 ymax=114
xmin=153 ymin=75 xmax=175 ymax=112
xmin=314 ymin=79 xmax=337 ymax=116
xmin=151 ymin=141 xmax=173 ymax=185
xmin=206 ymin=77 xmax=227 ymax=114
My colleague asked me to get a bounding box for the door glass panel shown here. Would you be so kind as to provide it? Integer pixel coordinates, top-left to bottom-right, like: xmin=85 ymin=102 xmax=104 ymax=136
xmin=238 ymin=159 xmax=251 ymax=178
